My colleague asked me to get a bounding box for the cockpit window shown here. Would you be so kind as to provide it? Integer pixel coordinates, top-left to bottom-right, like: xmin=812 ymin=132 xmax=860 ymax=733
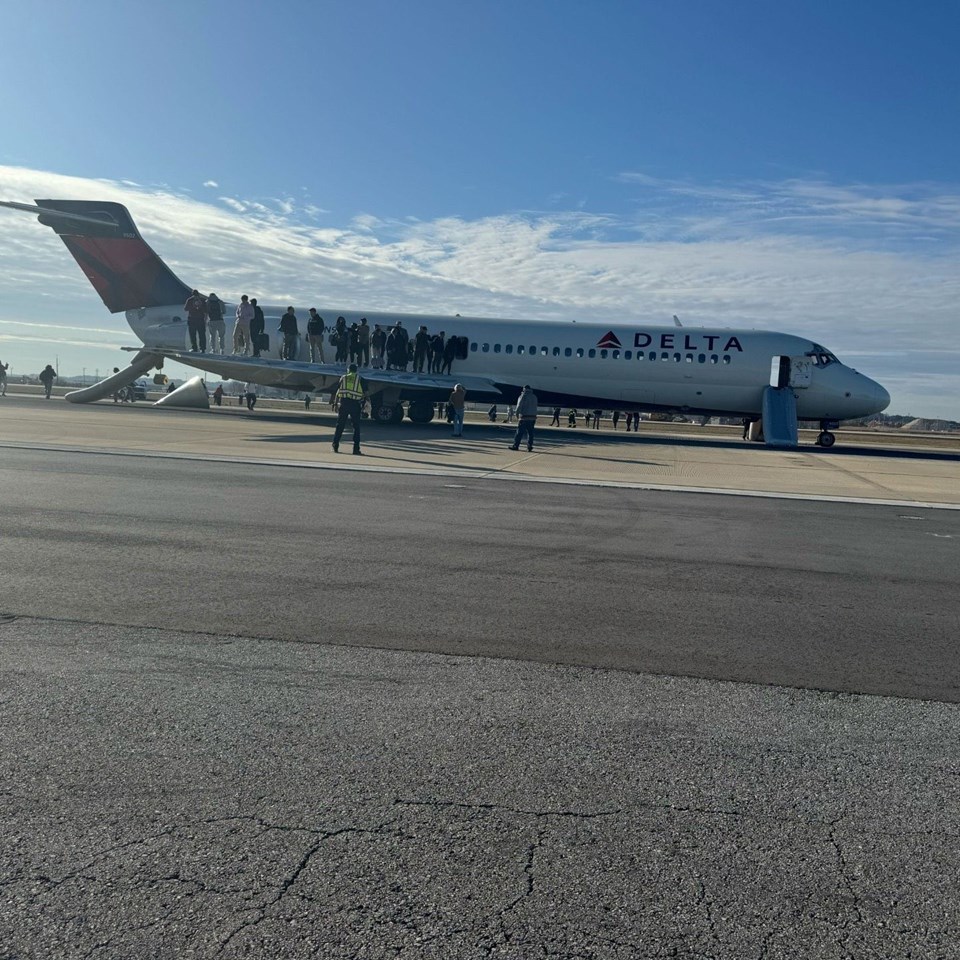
xmin=806 ymin=344 xmax=839 ymax=367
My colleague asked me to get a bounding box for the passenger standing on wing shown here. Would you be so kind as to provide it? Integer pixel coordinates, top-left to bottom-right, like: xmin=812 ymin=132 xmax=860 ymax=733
xmin=371 ymin=324 xmax=386 ymax=368
xmin=348 ymin=323 xmax=360 ymax=365
xmin=39 ymin=364 xmax=56 ymax=399
xmin=413 ymin=325 xmax=430 ymax=373
xmin=234 ymin=295 xmax=254 ymax=355
xmin=430 ymin=332 xmax=445 ymax=373
xmin=332 ymin=363 xmax=365 ymax=455
xmin=509 ymin=385 xmax=539 ymax=452
xmin=357 ymin=318 xmax=370 ymax=367
xmin=279 ymin=307 xmax=300 ymax=360
xmin=250 ymin=298 xmax=265 ymax=356
xmin=334 ymin=317 xmax=348 ymax=363
xmin=394 ymin=321 xmax=409 ymax=370
xmin=441 ymin=335 xmax=456 ymax=375
xmin=306 ymin=309 xmax=325 ymax=363
xmin=385 ymin=326 xmax=400 ymax=370
xmin=184 ymin=289 xmax=208 ymax=352
xmin=449 ymin=383 xmax=466 ymax=437
xmin=206 ymin=293 xmax=226 ymax=354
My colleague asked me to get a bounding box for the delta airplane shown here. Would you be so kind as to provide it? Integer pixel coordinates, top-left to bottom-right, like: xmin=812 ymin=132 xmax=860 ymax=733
xmin=1 ymin=198 xmax=890 ymax=447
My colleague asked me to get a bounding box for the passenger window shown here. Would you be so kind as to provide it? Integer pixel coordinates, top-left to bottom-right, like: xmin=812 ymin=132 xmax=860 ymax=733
xmin=600 ymin=349 xmax=608 ymax=359
xmin=698 ymin=354 xmax=705 ymax=363
xmin=588 ymin=349 xmax=596 ymax=358
xmin=505 ymin=344 xmax=513 ymax=354
xmin=517 ymin=344 xmax=525 ymax=355
xmin=661 ymin=352 xmax=669 ymax=361
xmin=541 ymin=346 xmax=548 ymax=356
xmin=564 ymin=347 xmax=572 ymax=357
xmin=709 ymin=354 xmax=718 ymax=364
xmin=553 ymin=347 xmax=560 ymax=356
xmin=576 ymin=348 xmax=584 ymax=358
xmin=649 ymin=352 xmax=656 ymax=361
xmin=624 ymin=350 xmax=631 ymax=359
xmin=612 ymin=349 xmax=620 ymax=359
xmin=722 ymin=355 xmax=731 ymax=365
xmin=529 ymin=345 xmax=536 ymax=355
xmin=493 ymin=343 xmax=501 ymax=353
xmin=685 ymin=354 xmax=693 ymax=362
xmin=673 ymin=353 xmax=681 ymax=362
xmin=482 ymin=343 xmax=490 ymax=353
xmin=470 ymin=342 xmax=478 ymax=352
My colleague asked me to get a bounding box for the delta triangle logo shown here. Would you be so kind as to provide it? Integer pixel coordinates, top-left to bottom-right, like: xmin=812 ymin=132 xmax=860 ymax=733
xmin=596 ymin=330 xmax=622 ymax=349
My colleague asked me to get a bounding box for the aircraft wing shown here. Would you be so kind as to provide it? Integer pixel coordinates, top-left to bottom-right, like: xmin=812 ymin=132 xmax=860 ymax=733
xmin=133 ymin=348 xmax=503 ymax=396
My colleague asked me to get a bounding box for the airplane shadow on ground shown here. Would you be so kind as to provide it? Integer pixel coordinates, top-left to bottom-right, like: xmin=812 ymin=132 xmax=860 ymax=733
xmin=230 ymin=410 xmax=960 ymax=463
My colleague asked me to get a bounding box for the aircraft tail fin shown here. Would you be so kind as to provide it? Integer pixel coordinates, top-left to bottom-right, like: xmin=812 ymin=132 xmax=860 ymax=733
xmin=3 ymin=199 xmax=191 ymax=313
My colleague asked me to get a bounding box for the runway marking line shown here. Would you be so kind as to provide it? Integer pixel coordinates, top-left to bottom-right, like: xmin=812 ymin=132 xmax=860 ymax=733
xmin=1 ymin=439 xmax=959 ymax=510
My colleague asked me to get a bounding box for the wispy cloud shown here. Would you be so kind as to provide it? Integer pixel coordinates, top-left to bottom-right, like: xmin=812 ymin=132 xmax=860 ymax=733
xmin=1 ymin=164 xmax=959 ymax=417
xmin=203 ymin=180 xmax=219 ymax=188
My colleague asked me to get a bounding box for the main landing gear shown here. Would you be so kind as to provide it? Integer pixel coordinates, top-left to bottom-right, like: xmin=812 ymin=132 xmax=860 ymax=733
xmin=371 ymin=402 xmax=405 ymax=425
xmin=406 ymin=399 xmax=436 ymax=424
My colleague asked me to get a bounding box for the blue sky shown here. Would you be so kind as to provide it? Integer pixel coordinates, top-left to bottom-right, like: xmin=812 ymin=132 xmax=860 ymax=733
xmin=1 ymin=0 xmax=959 ymax=417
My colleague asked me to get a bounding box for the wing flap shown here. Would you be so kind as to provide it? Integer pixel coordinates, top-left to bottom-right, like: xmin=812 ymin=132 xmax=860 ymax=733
xmin=149 ymin=350 xmax=503 ymax=396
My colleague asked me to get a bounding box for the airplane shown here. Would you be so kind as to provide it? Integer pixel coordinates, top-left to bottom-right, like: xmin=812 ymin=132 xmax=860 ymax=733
xmin=0 ymin=198 xmax=890 ymax=447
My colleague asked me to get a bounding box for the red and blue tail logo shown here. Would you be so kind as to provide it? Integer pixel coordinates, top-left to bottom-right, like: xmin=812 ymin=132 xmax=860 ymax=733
xmin=596 ymin=331 xmax=622 ymax=349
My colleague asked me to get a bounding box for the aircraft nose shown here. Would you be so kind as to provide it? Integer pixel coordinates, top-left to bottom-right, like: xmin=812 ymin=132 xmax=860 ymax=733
xmin=870 ymin=379 xmax=891 ymax=413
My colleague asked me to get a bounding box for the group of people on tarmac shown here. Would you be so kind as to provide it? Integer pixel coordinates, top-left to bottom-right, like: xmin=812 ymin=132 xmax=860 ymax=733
xmin=322 ymin=364 xmax=540 ymax=456
xmin=182 ymin=291 xmax=467 ymax=376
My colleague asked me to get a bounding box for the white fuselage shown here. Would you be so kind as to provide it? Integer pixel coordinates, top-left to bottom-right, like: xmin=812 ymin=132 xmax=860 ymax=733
xmin=127 ymin=305 xmax=890 ymax=421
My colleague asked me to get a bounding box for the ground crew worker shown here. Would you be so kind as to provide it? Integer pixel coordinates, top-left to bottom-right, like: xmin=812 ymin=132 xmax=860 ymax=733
xmin=332 ymin=363 xmax=365 ymax=455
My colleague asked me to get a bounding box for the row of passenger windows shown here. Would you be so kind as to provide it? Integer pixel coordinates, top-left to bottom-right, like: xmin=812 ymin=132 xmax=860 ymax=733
xmin=469 ymin=342 xmax=733 ymax=364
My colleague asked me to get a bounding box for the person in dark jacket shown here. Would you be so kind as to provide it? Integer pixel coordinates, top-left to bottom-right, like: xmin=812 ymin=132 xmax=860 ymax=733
xmin=413 ymin=325 xmax=430 ymax=373
xmin=441 ymin=336 xmax=457 ymax=375
xmin=207 ymin=293 xmax=225 ymax=354
xmin=250 ymin=298 xmax=266 ymax=356
xmin=371 ymin=324 xmax=386 ymax=368
xmin=306 ymin=309 xmax=325 ymax=363
xmin=278 ymin=307 xmax=299 ymax=360
xmin=509 ymin=385 xmax=539 ymax=452
xmin=430 ymin=332 xmax=445 ymax=373
xmin=38 ymin=364 xmax=57 ymax=399
xmin=356 ymin=318 xmax=371 ymax=367
xmin=334 ymin=317 xmax=348 ymax=363
xmin=348 ymin=323 xmax=360 ymax=364
xmin=183 ymin=289 xmax=207 ymax=352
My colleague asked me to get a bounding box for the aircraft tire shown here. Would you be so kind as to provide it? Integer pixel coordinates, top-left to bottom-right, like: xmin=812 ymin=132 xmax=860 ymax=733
xmin=817 ymin=431 xmax=836 ymax=448
xmin=372 ymin=403 xmax=405 ymax=425
xmin=407 ymin=399 xmax=435 ymax=424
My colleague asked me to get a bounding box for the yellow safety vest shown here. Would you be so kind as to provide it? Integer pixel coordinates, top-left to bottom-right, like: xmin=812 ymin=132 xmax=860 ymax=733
xmin=338 ymin=372 xmax=364 ymax=401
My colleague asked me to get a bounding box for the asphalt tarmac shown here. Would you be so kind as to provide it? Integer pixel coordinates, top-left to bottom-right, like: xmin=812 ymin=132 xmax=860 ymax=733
xmin=2 ymin=441 xmax=959 ymax=958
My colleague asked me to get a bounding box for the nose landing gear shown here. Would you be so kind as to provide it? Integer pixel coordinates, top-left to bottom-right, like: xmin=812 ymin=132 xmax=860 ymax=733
xmin=816 ymin=420 xmax=839 ymax=448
